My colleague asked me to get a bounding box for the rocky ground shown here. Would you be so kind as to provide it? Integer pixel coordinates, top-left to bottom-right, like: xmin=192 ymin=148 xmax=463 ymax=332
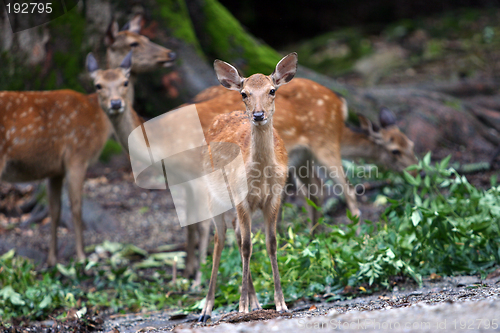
xmin=20 ymin=275 xmax=500 ymax=332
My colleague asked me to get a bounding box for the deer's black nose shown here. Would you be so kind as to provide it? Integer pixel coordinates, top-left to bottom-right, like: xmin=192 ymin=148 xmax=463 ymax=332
xmin=110 ymin=99 xmax=122 ymax=110
xmin=253 ymin=111 xmax=265 ymax=122
xmin=168 ymin=51 xmax=176 ymax=60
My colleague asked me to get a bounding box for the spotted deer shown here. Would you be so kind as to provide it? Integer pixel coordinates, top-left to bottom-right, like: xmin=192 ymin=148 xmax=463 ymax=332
xmin=0 ymin=16 xmax=175 ymax=266
xmin=191 ymin=79 xmax=417 ymax=220
xmin=197 ymin=53 xmax=297 ymax=322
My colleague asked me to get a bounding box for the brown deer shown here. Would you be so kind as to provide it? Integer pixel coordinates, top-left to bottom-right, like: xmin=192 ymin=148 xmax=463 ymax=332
xmin=198 ymin=53 xmax=297 ymax=322
xmin=0 ymin=16 xmax=175 ymax=266
xmin=105 ymin=14 xmax=176 ymax=99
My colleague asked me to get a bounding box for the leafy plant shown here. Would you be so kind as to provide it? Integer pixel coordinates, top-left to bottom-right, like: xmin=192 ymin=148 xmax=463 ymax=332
xmin=200 ymin=153 xmax=500 ymax=312
xmin=0 ymin=244 xmax=195 ymax=325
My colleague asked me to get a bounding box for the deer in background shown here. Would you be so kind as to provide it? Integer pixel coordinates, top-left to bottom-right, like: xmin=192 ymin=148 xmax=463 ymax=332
xmin=0 ymin=15 xmax=175 ymax=266
xmin=105 ymin=14 xmax=176 ymax=99
xmin=198 ymin=53 xmax=297 ymax=322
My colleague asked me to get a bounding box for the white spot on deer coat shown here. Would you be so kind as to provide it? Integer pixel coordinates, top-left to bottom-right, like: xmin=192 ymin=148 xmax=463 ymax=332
xmin=317 ymin=99 xmax=324 ymax=106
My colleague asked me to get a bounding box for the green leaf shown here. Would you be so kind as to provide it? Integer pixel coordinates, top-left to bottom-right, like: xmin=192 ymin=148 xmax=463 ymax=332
xmin=57 ymin=263 xmax=76 ymax=278
xmin=0 ymin=286 xmax=25 ymax=306
xmin=403 ymin=171 xmax=420 ymax=186
xmin=440 ymin=155 xmax=452 ymax=169
xmin=423 ymin=152 xmax=431 ymax=167
xmin=39 ymin=295 xmax=52 ymax=309
xmin=411 ymin=210 xmax=422 ymax=226
xmin=0 ymin=249 xmax=15 ymax=261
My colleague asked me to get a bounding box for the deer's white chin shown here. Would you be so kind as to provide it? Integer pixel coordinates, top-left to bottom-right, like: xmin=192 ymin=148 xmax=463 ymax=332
xmin=108 ymin=107 xmax=125 ymax=116
xmin=252 ymin=118 xmax=268 ymax=126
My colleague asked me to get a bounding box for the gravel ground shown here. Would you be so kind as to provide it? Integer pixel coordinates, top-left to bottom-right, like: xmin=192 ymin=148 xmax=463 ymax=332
xmin=99 ymin=275 xmax=500 ymax=333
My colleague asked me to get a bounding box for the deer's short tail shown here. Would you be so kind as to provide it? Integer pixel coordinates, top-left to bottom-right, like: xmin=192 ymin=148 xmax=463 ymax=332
xmin=340 ymin=97 xmax=348 ymax=122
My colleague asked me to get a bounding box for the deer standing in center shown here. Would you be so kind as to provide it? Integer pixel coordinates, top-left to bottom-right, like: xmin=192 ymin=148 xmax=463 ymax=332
xmin=198 ymin=53 xmax=298 ymax=322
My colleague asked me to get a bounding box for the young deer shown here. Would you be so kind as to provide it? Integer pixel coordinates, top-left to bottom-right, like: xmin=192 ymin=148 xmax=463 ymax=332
xmin=198 ymin=53 xmax=298 ymax=322
xmin=0 ymin=16 xmax=175 ymax=266
xmin=191 ymin=79 xmax=417 ymax=219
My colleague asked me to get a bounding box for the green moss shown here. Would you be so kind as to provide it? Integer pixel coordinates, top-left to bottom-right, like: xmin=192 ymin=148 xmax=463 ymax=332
xmin=156 ymin=0 xmax=203 ymax=55
xmin=202 ymin=0 xmax=282 ymax=75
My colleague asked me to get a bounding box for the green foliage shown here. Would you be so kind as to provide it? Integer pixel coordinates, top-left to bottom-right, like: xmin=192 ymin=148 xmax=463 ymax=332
xmin=0 ymin=243 xmax=194 ymax=324
xmin=200 ymin=153 xmax=500 ymax=312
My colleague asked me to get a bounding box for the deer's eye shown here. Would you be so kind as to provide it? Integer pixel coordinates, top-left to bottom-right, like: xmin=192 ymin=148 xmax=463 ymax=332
xmin=124 ymin=81 xmax=129 ymax=87
xmin=241 ymin=92 xmax=247 ymax=99
xmin=95 ymin=84 xmax=102 ymax=90
xmin=391 ymin=149 xmax=401 ymax=156
xmin=130 ymin=42 xmax=139 ymax=47
xmin=269 ymin=89 xmax=276 ymax=96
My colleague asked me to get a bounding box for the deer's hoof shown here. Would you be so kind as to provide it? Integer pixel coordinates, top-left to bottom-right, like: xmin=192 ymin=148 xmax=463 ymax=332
xmin=198 ymin=314 xmax=211 ymax=323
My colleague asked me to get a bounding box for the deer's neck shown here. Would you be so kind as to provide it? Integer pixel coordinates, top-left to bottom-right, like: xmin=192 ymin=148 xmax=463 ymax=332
xmin=250 ymin=118 xmax=276 ymax=166
xmin=109 ymin=105 xmax=143 ymax=154
xmin=340 ymin=127 xmax=380 ymax=161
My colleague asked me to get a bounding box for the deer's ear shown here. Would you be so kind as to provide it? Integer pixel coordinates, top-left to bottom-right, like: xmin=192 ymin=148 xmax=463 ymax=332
xmin=271 ymin=52 xmax=298 ymax=87
xmin=123 ymin=14 xmax=142 ymax=34
xmin=105 ymin=20 xmax=119 ymax=46
xmin=214 ymin=60 xmax=243 ymax=91
xmin=86 ymin=53 xmax=100 ymax=79
xmin=119 ymin=51 xmax=132 ymax=78
xmin=380 ymin=107 xmax=397 ymax=128
xmin=357 ymin=114 xmax=372 ymax=132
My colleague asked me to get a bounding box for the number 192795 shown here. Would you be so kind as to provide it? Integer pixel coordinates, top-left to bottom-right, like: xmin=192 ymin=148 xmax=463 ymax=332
xmin=6 ymin=3 xmax=52 ymax=14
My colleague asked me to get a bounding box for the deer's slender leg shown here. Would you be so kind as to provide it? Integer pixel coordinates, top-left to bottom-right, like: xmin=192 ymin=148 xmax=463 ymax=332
xmin=264 ymin=198 xmax=288 ymax=312
xmin=184 ymin=224 xmax=198 ymax=279
xmin=316 ymin=148 xmax=360 ymax=217
xmin=47 ymin=174 xmax=64 ymax=266
xmin=193 ymin=220 xmax=211 ymax=287
xmin=66 ymin=163 xmax=88 ymax=262
xmin=237 ymin=206 xmax=252 ymax=314
xmin=198 ymin=214 xmax=226 ymax=323
xmin=234 ymin=217 xmax=261 ymax=311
